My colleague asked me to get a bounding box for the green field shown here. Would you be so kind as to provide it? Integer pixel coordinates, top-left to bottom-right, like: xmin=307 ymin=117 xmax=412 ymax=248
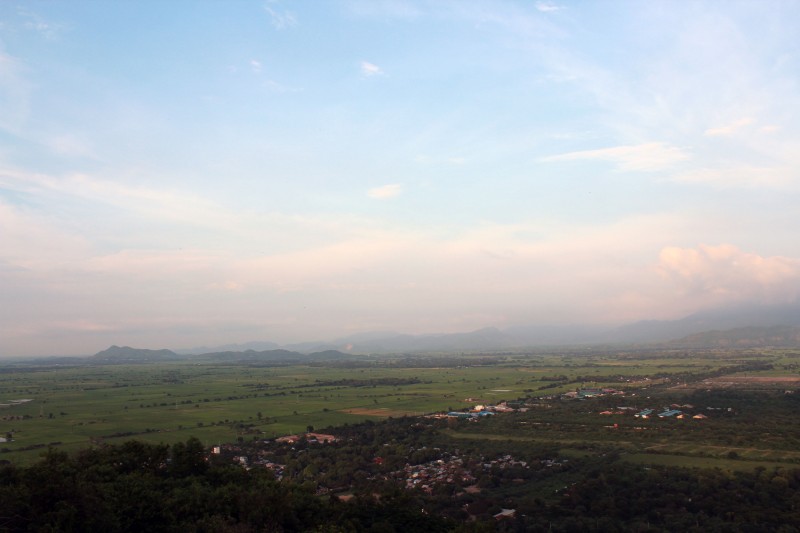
xmin=2 ymin=348 xmax=800 ymax=465
xmin=1 ymin=360 xmax=557 ymax=462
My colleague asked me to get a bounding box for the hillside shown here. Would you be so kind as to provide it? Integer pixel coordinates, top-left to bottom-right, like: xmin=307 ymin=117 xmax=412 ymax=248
xmin=91 ymin=345 xmax=181 ymax=363
xmin=669 ymin=325 xmax=800 ymax=348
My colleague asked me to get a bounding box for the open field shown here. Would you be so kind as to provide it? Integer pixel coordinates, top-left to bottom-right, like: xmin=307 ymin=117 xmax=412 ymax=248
xmin=700 ymin=375 xmax=800 ymax=386
xmin=2 ymin=348 xmax=800 ymax=465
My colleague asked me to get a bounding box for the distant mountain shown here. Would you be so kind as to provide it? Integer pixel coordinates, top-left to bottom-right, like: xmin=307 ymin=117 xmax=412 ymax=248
xmin=281 ymin=341 xmax=341 ymax=353
xmin=320 ymin=304 xmax=800 ymax=352
xmin=336 ymin=327 xmax=509 ymax=353
xmin=307 ymin=349 xmax=353 ymax=361
xmin=668 ymin=325 xmax=800 ymax=349
xmin=92 ymin=345 xmax=181 ymax=363
xmin=607 ymin=303 xmax=800 ymax=344
xmin=163 ymin=303 xmax=800 ymax=357
xmin=11 ymin=302 xmax=800 ymax=364
xmin=175 ymin=340 xmax=281 ymax=355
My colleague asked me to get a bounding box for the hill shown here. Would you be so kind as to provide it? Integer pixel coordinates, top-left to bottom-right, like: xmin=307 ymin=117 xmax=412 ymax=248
xmin=608 ymin=303 xmax=800 ymax=344
xmin=668 ymin=325 xmax=800 ymax=348
xmin=91 ymin=345 xmax=181 ymax=363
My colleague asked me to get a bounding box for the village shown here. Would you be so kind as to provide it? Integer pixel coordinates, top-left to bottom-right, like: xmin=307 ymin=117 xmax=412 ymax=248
xmin=211 ymin=386 xmax=730 ymax=477
xmin=207 ymin=392 xmax=578 ymax=511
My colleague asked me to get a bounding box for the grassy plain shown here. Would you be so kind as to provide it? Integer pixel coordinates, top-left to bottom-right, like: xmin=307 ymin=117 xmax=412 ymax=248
xmin=1 ymin=348 xmax=799 ymax=466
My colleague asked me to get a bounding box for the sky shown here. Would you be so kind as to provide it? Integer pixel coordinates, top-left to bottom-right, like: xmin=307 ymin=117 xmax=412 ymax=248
xmin=1 ymin=0 xmax=800 ymax=357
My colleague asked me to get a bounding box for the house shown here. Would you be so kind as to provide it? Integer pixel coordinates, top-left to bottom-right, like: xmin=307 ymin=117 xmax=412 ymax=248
xmin=493 ymin=509 xmax=516 ymax=520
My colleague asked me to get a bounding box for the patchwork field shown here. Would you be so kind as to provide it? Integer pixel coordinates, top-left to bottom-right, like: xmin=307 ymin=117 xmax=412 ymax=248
xmin=1 ymin=348 xmax=799 ymax=466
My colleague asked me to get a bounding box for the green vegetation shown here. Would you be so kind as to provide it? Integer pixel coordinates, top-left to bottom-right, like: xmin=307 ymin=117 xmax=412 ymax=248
xmin=1 ymin=349 xmax=799 ymax=464
xmin=3 ymin=348 xmax=800 ymax=530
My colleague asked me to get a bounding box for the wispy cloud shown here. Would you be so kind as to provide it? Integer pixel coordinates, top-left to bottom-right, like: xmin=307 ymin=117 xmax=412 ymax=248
xmin=704 ymin=118 xmax=753 ymax=137
xmin=671 ymin=166 xmax=794 ymax=189
xmin=535 ymin=2 xmax=563 ymax=13
xmin=3 ymin=1 xmax=800 ymax=355
xmin=360 ymin=61 xmax=384 ymax=77
xmin=541 ymin=142 xmax=690 ymax=172
xmin=47 ymin=134 xmax=97 ymax=159
xmin=264 ymin=1 xmax=297 ymax=29
xmin=18 ymin=9 xmax=64 ymax=40
xmin=367 ymin=183 xmax=402 ymax=199
xmin=263 ymin=79 xmax=303 ymax=93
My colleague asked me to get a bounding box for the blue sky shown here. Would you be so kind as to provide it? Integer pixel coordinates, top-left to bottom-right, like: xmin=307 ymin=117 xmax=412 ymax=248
xmin=1 ymin=0 xmax=800 ymax=356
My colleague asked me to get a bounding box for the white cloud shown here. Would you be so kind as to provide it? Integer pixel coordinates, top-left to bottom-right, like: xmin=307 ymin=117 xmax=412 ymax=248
xmin=672 ymin=166 xmax=794 ymax=189
xmin=18 ymin=9 xmax=64 ymax=40
xmin=367 ymin=183 xmax=402 ymax=199
xmin=0 ymin=168 xmax=223 ymax=227
xmin=48 ymin=134 xmax=96 ymax=159
xmin=360 ymin=61 xmax=384 ymax=77
xmin=209 ymin=280 xmax=246 ymax=292
xmin=3 ymin=169 xmax=788 ymax=353
xmin=250 ymin=59 xmax=262 ymax=73
xmin=704 ymin=117 xmax=753 ymax=137
xmin=535 ymin=2 xmax=563 ymax=13
xmin=541 ymin=142 xmax=690 ymax=172
xmin=264 ymin=2 xmax=297 ymax=29
xmin=263 ymin=79 xmax=303 ymax=93
xmin=658 ymin=244 xmax=800 ymax=306
xmin=0 ymin=198 xmax=93 ymax=268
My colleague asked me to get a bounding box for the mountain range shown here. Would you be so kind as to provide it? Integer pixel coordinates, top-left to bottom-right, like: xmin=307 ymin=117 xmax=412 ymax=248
xmin=177 ymin=303 xmax=800 ymax=355
xmin=9 ymin=303 xmax=800 ymax=364
xmin=90 ymin=346 xmax=355 ymax=365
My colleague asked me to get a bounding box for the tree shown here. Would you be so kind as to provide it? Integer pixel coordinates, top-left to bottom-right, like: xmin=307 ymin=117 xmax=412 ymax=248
xmin=169 ymin=437 xmax=207 ymax=477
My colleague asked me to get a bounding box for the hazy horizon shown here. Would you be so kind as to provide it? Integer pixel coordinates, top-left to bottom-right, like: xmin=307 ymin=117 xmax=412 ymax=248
xmin=2 ymin=1 xmax=800 ymax=357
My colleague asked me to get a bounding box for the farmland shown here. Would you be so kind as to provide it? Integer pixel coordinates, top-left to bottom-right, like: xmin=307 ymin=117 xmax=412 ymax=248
xmin=2 ymin=347 xmax=800 ymax=466
xmin=5 ymin=347 xmax=800 ymax=530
